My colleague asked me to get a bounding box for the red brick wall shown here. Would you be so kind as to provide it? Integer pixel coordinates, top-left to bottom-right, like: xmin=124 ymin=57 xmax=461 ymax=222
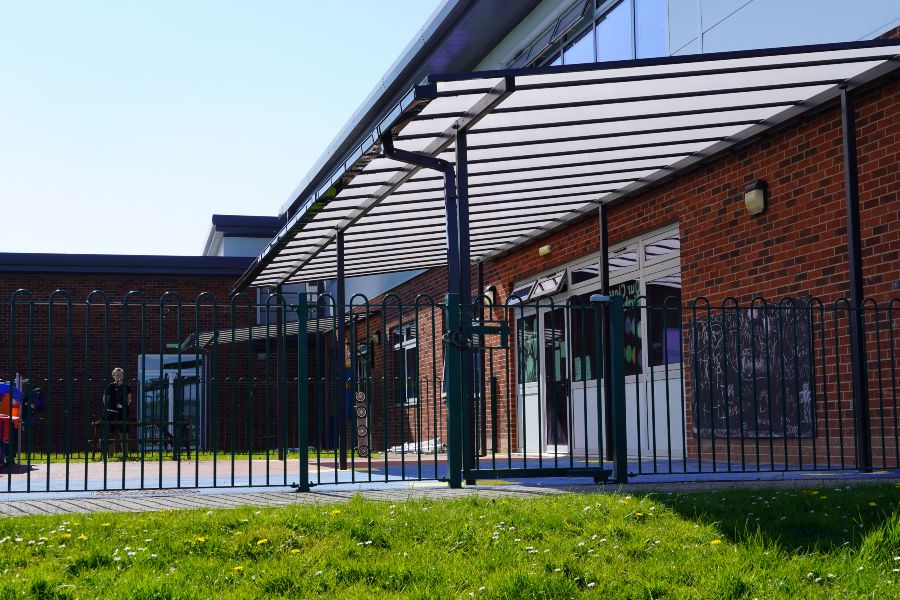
xmin=0 ymin=273 xmax=302 ymax=454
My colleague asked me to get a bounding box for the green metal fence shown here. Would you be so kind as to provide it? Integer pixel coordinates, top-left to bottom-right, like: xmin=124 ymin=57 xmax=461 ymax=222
xmin=1 ymin=290 xmax=896 ymax=493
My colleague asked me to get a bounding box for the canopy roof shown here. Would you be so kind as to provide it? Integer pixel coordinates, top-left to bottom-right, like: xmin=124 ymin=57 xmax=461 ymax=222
xmin=181 ymin=311 xmax=378 ymax=351
xmin=236 ymin=40 xmax=900 ymax=290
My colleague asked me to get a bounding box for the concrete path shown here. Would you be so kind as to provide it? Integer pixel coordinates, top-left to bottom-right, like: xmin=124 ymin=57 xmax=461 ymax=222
xmin=1 ymin=474 xmax=897 ymax=518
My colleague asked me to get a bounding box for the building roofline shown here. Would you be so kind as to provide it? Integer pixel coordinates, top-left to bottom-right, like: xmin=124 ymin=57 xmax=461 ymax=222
xmin=202 ymin=214 xmax=284 ymax=256
xmin=277 ymin=0 xmax=543 ymax=221
xmin=0 ymin=253 xmax=253 ymax=276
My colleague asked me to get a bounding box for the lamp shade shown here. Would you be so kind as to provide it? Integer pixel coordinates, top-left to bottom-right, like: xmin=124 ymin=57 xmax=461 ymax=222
xmin=744 ymin=180 xmax=768 ymax=216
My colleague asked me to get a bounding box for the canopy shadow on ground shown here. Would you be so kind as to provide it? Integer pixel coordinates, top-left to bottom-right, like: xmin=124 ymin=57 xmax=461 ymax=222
xmin=652 ymin=483 xmax=899 ymax=554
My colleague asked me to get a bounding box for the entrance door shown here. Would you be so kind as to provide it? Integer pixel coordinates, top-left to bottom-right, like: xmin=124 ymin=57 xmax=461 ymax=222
xmin=137 ymin=356 xmax=202 ymax=450
xmin=516 ymin=305 xmax=571 ymax=455
xmin=542 ymin=306 xmax=569 ymax=452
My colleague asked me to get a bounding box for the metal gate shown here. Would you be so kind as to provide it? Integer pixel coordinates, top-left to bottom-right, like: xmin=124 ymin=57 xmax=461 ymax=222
xmin=454 ymin=294 xmax=626 ymax=486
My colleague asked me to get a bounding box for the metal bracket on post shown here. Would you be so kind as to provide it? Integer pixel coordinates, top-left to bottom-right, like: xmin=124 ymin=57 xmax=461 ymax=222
xmin=591 ymin=293 xmax=628 ymax=483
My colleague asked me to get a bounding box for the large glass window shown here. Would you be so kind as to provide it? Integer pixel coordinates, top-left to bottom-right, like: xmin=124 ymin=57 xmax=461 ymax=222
xmin=635 ymin=0 xmax=667 ymax=58
xmin=595 ymin=0 xmax=634 ymax=62
xmin=564 ymin=29 xmax=594 ymax=64
xmin=528 ymin=0 xmax=674 ymax=68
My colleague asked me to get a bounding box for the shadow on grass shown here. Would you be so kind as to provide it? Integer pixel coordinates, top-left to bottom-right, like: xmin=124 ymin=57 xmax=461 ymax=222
xmin=655 ymin=482 xmax=899 ymax=552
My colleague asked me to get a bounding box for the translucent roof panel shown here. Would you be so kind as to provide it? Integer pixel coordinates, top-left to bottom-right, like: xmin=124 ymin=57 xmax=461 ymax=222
xmin=236 ymin=40 xmax=900 ymax=290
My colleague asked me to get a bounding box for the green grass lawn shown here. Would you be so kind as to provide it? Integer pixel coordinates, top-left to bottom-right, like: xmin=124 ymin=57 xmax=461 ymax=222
xmin=0 ymin=483 xmax=897 ymax=599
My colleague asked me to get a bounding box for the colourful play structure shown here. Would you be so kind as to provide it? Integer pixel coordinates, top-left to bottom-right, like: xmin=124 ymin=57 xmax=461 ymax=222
xmin=0 ymin=382 xmax=23 ymax=466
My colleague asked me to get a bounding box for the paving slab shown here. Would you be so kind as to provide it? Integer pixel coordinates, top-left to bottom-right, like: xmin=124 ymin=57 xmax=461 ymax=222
xmin=1 ymin=473 xmax=897 ymax=517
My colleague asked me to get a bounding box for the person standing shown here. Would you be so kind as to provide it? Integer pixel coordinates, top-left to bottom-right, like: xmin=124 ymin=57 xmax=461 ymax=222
xmin=104 ymin=368 xmax=133 ymax=458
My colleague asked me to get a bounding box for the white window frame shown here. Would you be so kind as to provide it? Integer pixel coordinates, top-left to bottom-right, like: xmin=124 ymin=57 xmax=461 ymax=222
xmin=391 ymin=323 xmax=418 ymax=406
xmin=511 ymin=223 xmax=681 ymax=385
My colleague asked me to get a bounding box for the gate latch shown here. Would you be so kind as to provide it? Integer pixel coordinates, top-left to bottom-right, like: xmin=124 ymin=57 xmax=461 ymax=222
xmin=463 ymin=320 xmax=509 ymax=349
xmin=443 ymin=329 xmax=471 ymax=349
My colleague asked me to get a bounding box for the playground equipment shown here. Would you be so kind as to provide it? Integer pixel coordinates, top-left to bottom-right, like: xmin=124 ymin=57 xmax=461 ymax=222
xmin=0 ymin=381 xmax=23 ymax=467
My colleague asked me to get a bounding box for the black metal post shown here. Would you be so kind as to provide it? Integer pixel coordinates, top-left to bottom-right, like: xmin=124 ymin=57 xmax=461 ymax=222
xmin=336 ymin=229 xmax=348 ymax=470
xmin=477 ymin=260 xmax=487 ymax=456
xmin=599 ymin=204 xmax=614 ymax=459
xmin=456 ymin=129 xmax=477 ymax=484
xmin=840 ymin=87 xmax=871 ymax=472
xmin=275 ymin=284 xmax=287 ymax=461
xmin=380 ymin=132 xmax=464 ymax=488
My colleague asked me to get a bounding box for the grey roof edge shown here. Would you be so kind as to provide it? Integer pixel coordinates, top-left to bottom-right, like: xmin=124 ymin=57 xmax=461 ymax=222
xmin=0 ymin=253 xmax=253 ymax=276
xmin=202 ymin=214 xmax=283 ymax=256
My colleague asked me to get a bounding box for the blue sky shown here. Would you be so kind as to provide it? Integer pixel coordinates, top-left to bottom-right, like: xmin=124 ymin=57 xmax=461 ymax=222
xmin=0 ymin=1 xmax=442 ymax=255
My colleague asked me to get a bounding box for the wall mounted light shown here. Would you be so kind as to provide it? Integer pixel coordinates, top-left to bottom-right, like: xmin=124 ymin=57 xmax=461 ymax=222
xmin=370 ymin=331 xmax=381 ymax=346
xmin=538 ymin=243 xmax=552 ymax=257
xmin=744 ymin=179 xmax=768 ymax=216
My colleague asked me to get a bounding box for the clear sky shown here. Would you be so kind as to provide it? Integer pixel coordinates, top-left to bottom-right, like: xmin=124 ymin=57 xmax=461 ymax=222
xmin=0 ymin=0 xmax=442 ymax=256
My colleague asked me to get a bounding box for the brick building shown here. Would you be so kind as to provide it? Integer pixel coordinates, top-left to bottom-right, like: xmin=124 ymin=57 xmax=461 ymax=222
xmin=3 ymin=2 xmax=899 ymax=485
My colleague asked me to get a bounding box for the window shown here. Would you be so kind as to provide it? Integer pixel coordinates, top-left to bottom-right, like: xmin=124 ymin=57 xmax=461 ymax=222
xmin=391 ymin=323 xmax=418 ymax=406
xmin=571 ymin=261 xmax=600 ymax=285
xmin=644 ymin=233 xmax=680 ymax=263
xmin=609 ymin=249 xmax=638 ymax=273
xmin=570 ymin=293 xmax=600 ymax=381
xmin=564 ymin=30 xmax=595 ymax=64
xmin=519 ymin=314 xmax=539 ymax=384
xmin=634 ymin=0 xmax=666 ymax=58
xmin=507 ymin=280 xmax=535 ymax=306
xmin=609 ymin=279 xmax=643 ymax=376
xmin=646 ymin=274 xmax=682 ymax=368
xmin=513 ymin=226 xmax=680 ymax=390
xmin=595 ymin=0 xmax=634 ymax=62
xmin=531 ymin=270 xmax=567 ymax=300
xmin=532 ymin=0 xmax=669 ymax=68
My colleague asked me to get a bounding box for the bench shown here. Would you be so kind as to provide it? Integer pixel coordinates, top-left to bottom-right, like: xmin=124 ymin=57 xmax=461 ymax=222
xmin=91 ymin=420 xmax=193 ymax=460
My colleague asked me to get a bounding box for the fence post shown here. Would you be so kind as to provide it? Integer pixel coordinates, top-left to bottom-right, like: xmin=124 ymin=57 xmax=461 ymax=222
xmin=445 ymin=293 xmax=463 ymax=488
xmin=295 ymin=295 xmax=310 ymax=492
xmin=608 ymin=295 xmax=628 ymax=483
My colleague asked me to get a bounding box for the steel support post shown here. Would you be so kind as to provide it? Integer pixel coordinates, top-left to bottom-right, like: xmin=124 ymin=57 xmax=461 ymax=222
xmin=456 ymin=129 xmax=477 ymax=485
xmin=599 ymin=205 xmax=614 ymax=459
xmin=477 ymin=260 xmax=487 ymax=457
xmin=275 ymin=284 xmax=287 ymax=461
xmin=381 ymin=132 xmax=464 ymax=488
xmin=840 ymin=87 xmax=872 ymax=472
xmin=607 ymin=295 xmax=628 ymax=483
xmin=336 ymin=229 xmax=348 ymax=470
xmin=295 ymin=294 xmax=310 ymax=492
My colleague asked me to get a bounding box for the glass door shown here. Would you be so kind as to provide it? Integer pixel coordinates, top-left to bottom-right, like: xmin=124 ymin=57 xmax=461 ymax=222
xmin=542 ymin=306 xmax=569 ymax=452
xmin=516 ymin=310 xmax=541 ymax=454
xmin=138 ymin=356 xmax=202 ymax=451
